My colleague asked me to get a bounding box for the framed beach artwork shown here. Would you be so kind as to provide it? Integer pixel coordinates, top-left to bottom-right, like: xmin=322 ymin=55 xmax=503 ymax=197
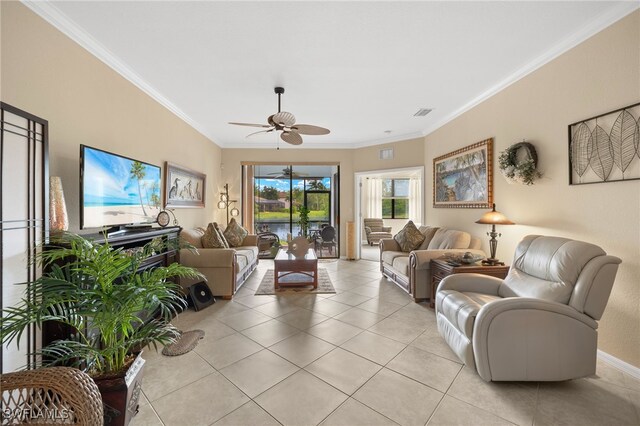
xmin=164 ymin=162 xmax=206 ymax=208
xmin=433 ymin=138 xmax=493 ymax=208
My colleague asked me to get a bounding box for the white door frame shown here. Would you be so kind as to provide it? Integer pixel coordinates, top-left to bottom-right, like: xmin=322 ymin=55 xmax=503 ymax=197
xmin=353 ymin=166 xmax=425 ymax=260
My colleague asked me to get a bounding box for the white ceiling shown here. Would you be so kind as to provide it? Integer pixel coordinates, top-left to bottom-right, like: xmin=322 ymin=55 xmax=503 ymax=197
xmin=25 ymin=1 xmax=638 ymax=149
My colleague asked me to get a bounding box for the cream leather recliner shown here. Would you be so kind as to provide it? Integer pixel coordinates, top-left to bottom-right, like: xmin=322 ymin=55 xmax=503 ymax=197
xmin=436 ymin=235 xmax=621 ymax=382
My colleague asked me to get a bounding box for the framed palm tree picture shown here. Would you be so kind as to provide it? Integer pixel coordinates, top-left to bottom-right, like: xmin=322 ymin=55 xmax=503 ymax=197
xmin=433 ymin=138 xmax=493 ymax=208
xmin=164 ymin=162 xmax=206 ymax=208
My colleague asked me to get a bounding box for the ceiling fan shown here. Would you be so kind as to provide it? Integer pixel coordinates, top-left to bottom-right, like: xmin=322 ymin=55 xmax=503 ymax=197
xmin=229 ymin=87 xmax=330 ymax=146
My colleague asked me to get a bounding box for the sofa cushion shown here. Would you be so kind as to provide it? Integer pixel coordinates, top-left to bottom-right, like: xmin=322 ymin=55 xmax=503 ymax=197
xmin=202 ymin=223 xmax=227 ymax=248
xmin=213 ymin=223 xmax=230 ymax=248
xmin=235 ymin=247 xmax=258 ymax=273
xmin=223 ymin=218 xmax=248 ymax=247
xmin=392 ymin=256 xmax=410 ymax=277
xmin=394 ymin=221 xmax=425 ymax=252
xmin=180 ymin=228 xmax=205 ymax=249
xmin=417 ymin=226 xmax=440 ymax=250
xmin=438 ymin=290 xmax=501 ymax=338
xmin=236 ymin=246 xmax=258 ymax=265
xmin=428 ymin=228 xmax=471 ymax=250
xmin=381 ymin=250 xmax=406 ymax=267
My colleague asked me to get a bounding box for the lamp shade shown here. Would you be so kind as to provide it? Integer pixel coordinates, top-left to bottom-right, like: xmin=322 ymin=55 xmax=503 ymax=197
xmin=217 ymin=200 xmax=226 ymax=209
xmin=475 ymin=203 xmax=514 ymax=225
xmin=49 ymin=176 xmax=69 ymax=232
xmin=230 ymin=207 xmax=240 ymax=217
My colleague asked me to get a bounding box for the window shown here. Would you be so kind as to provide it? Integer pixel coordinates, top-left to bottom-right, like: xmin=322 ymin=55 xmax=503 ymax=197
xmin=382 ymin=178 xmax=409 ymax=219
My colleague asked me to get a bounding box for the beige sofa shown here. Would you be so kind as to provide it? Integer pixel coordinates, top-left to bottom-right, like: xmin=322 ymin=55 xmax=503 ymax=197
xmin=178 ymin=228 xmax=259 ymax=299
xmin=380 ymin=226 xmax=485 ymax=302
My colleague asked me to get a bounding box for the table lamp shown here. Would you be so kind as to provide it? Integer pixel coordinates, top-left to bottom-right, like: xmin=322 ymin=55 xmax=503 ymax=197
xmin=475 ymin=203 xmax=514 ymax=266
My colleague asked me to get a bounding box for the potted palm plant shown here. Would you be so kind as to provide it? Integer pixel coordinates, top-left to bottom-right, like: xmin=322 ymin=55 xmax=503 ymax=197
xmin=1 ymin=233 xmax=202 ymax=426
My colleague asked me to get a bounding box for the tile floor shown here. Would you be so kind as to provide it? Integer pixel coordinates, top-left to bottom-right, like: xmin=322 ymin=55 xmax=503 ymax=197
xmin=133 ymin=259 xmax=640 ymax=426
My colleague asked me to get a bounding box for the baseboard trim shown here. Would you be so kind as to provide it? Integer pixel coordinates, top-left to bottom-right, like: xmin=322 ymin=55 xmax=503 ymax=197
xmin=598 ymin=350 xmax=640 ymax=380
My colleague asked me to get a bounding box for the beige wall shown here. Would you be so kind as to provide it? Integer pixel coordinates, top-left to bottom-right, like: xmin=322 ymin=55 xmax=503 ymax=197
xmin=424 ymin=11 xmax=640 ymax=366
xmin=1 ymin=2 xmax=223 ymax=232
xmin=222 ymin=138 xmax=425 ymax=252
xmin=352 ymin=137 xmax=425 ymax=172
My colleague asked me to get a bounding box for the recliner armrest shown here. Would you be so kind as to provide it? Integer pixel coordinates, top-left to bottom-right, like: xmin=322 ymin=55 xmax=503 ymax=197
xmin=381 ymin=226 xmax=392 ymax=232
xmin=179 ymin=248 xmax=236 ymax=268
xmin=472 ymin=297 xmax=599 ymax=382
xmin=437 ymin=273 xmax=503 ymax=295
xmin=380 ymin=238 xmax=400 ymax=252
xmin=476 ymin=297 xmax=598 ymax=330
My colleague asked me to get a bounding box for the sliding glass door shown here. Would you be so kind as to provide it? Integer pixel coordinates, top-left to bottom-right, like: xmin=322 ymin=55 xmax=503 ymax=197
xmin=243 ymin=164 xmax=339 ymax=258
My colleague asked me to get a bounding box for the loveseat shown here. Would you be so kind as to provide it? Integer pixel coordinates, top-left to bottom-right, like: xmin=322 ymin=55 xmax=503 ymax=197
xmin=178 ymin=227 xmax=258 ymax=299
xmin=380 ymin=226 xmax=485 ymax=302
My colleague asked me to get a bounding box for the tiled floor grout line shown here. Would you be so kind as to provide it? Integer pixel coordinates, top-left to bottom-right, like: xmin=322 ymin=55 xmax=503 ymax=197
xmin=530 ymin=383 xmax=540 ymax=426
xmin=140 ymin=259 xmax=640 ymax=425
xmin=238 ymin=280 xmax=408 ymax=425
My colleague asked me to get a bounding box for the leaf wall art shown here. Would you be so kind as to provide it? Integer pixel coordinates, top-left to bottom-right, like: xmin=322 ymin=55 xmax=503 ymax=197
xmin=569 ymin=102 xmax=640 ymax=184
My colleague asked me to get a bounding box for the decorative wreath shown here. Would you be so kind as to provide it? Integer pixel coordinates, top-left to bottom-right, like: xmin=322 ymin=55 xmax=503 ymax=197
xmin=498 ymin=142 xmax=542 ymax=185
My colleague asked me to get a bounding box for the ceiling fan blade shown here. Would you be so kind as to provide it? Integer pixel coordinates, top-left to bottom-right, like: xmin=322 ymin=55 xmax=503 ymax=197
xmin=281 ymin=131 xmax=303 ymax=146
xmin=246 ymin=128 xmax=274 ymax=138
xmin=272 ymin=111 xmax=296 ymax=127
xmin=291 ymin=124 xmax=330 ymax=135
xmin=228 ymin=122 xmax=271 ymax=128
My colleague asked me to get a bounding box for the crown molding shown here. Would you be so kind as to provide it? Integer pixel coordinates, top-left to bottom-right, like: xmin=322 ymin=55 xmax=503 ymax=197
xmin=21 ymin=0 xmax=217 ymax=146
xmin=422 ymin=2 xmax=640 ymax=139
xmin=22 ymin=1 xmax=638 ymax=150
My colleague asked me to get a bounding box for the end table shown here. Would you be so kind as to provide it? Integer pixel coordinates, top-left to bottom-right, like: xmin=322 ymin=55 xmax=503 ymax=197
xmin=430 ymin=259 xmax=510 ymax=308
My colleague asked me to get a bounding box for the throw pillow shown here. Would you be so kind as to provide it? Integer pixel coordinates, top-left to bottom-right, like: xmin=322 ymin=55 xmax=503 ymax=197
xmin=223 ymin=218 xmax=248 ymax=248
xmin=427 ymin=228 xmax=471 ymax=250
xmin=202 ymin=223 xmax=226 ymax=248
xmin=214 ymin=223 xmax=230 ymax=248
xmin=417 ymin=226 xmax=440 ymax=250
xmin=394 ymin=220 xmax=425 ymax=252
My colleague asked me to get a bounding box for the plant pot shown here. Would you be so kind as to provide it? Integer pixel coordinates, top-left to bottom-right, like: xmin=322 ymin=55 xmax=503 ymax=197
xmin=93 ymin=352 xmax=145 ymax=426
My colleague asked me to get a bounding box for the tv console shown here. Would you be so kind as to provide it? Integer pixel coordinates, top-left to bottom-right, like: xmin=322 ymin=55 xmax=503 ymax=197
xmin=42 ymin=226 xmax=182 ymax=347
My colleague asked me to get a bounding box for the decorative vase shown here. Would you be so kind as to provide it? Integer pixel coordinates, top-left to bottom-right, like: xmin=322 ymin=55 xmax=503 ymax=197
xmin=287 ymin=236 xmax=310 ymax=258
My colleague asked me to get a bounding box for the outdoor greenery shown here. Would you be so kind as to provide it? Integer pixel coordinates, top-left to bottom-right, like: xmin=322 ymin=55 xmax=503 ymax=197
xmin=254 ymin=210 xmax=328 ymax=220
xmin=298 ymin=205 xmax=310 ymax=237
xmin=0 ymin=233 xmax=201 ymax=375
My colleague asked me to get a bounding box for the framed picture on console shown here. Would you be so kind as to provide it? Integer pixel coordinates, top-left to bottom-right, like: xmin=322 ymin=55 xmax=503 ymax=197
xmin=433 ymin=138 xmax=493 ymax=208
xmin=164 ymin=162 xmax=206 ymax=208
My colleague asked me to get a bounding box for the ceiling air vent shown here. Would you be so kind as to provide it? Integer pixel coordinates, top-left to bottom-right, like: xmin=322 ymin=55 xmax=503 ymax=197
xmin=379 ymin=148 xmax=393 ymax=160
xmin=413 ymin=108 xmax=432 ymax=117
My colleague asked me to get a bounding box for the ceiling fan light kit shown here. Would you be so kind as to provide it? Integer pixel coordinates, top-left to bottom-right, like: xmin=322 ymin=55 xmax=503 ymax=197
xmin=229 ymin=87 xmax=330 ymax=146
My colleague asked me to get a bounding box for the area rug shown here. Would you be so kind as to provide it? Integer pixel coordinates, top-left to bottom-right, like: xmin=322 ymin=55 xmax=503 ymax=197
xmin=162 ymin=330 xmax=205 ymax=356
xmin=255 ymin=269 xmax=336 ymax=295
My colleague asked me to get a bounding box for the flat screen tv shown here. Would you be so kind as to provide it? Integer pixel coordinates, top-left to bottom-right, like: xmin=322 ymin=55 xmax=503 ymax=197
xmin=80 ymin=145 xmax=162 ymax=230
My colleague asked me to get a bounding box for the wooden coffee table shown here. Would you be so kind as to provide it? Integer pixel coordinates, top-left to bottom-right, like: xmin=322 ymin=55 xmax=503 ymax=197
xmin=274 ymin=248 xmax=318 ymax=289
